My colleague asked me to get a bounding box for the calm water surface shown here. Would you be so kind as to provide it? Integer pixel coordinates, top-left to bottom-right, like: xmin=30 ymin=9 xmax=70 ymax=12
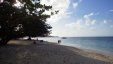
xmin=38 ymin=37 xmax=113 ymax=55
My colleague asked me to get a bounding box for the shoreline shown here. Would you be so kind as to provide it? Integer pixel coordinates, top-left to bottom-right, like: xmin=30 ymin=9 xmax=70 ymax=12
xmin=61 ymin=45 xmax=113 ymax=63
xmin=59 ymin=41 xmax=113 ymax=57
xmin=61 ymin=44 xmax=113 ymax=57
xmin=82 ymin=48 xmax=113 ymax=57
xmin=0 ymin=40 xmax=113 ymax=64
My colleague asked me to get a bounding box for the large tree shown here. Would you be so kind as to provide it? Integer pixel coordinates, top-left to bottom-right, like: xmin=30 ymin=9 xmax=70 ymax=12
xmin=0 ymin=0 xmax=55 ymax=45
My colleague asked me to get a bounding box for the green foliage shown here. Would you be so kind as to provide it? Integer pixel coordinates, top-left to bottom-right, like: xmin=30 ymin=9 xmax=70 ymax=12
xmin=0 ymin=0 xmax=54 ymax=45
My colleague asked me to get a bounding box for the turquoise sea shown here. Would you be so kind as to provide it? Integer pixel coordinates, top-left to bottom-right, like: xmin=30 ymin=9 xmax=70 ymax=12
xmin=38 ymin=37 xmax=113 ymax=55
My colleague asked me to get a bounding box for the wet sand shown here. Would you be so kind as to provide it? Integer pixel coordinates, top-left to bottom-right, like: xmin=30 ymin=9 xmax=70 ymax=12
xmin=0 ymin=40 xmax=113 ymax=64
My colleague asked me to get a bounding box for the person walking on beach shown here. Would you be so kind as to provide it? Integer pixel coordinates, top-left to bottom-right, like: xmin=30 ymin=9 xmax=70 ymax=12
xmin=58 ymin=40 xmax=61 ymax=44
xmin=33 ymin=41 xmax=36 ymax=44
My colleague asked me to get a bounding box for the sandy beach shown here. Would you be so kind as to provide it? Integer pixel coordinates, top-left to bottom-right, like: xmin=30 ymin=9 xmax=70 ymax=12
xmin=0 ymin=40 xmax=113 ymax=64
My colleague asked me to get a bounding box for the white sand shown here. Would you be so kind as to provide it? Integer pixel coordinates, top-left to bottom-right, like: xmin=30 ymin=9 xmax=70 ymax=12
xmin=0 ymin=40 xmax=113 ymax=64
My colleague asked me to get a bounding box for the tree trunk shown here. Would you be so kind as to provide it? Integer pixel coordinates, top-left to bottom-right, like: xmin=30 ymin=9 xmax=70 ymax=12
xmin=28 ymin=36 xmax=32 ymax=40
xmin=0 ymin=38 xmax=10 ymax=45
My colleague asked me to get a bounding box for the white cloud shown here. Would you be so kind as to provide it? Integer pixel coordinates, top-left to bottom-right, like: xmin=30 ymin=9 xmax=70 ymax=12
xmin=65 ymin=20 xmax=83 ymax=30
xmin=83 ymin=13 xmax=96 ymax=26
xmin=65 ymin=13 xmax=96 ymax=30
xmin=72 ymin=0 xmax=82 ymax=9
xmin=103 ymin=20 xmax=107 ymax=24
xmin=109 ymin=10 xmax=113 ymax=12
xmin=91 ymin=20 xmax=96 ymax=25
xmin=41 ymin=0 xmax=71 ymax=23
xmin=84 ymin=13 xmax=94 ymax=18
xmin=85 ymin=19 xmax=96 ymax=26
xmin=73 ymin=3 xmax=78 ymax=8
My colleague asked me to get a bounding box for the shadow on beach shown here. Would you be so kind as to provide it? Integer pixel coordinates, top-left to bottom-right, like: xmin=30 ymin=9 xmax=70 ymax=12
xmin=0 ymin=40 xmax=112 ymax=64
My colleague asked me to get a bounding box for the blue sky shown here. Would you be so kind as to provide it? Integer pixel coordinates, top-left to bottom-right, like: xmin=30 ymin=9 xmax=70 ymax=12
xmin=41 ymin=0 xmax=113 ymax=37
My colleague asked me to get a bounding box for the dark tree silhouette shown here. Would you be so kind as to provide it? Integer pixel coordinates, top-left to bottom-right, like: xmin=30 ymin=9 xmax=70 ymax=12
xmin=0 ymin=0 xmax=55 ymax=45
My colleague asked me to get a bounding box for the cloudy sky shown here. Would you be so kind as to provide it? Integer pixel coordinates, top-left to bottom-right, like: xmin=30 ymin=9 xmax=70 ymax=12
xmin=41 ymin=0 xmax=113 ymax=37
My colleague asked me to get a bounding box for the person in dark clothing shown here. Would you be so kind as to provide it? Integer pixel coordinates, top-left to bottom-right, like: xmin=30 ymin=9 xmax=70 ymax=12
xmin=33 ymin=41 xmax=36 ymax=44
xmin=58 ymin=40 xmax=61 ymax=44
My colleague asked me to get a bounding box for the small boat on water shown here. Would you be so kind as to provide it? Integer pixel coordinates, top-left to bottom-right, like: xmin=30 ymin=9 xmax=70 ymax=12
xmin=61 ymin=37 xmax=67 ymax=39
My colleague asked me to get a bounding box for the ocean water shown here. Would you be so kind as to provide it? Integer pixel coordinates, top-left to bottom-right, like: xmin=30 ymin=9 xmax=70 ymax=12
xmin=38 ymin=37 xmax=113 ymax=55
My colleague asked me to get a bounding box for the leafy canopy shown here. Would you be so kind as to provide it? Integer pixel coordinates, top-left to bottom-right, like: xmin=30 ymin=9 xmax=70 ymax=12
xmin=0 ymin=0 xmax=56 ymax=45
